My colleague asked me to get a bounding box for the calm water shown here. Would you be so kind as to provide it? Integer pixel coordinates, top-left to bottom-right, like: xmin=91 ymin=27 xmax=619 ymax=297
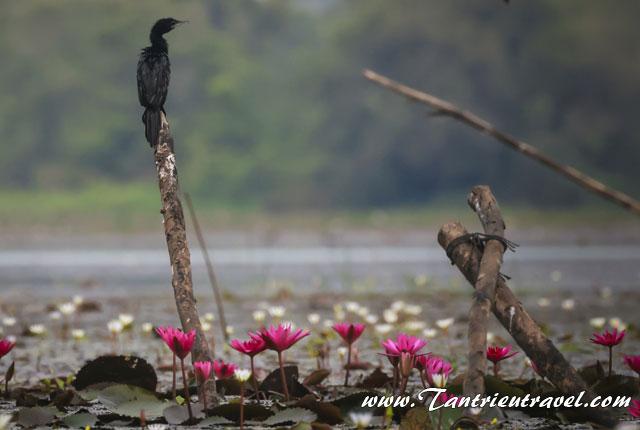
xmin=1 ymin=244 xmax=639 ymax=297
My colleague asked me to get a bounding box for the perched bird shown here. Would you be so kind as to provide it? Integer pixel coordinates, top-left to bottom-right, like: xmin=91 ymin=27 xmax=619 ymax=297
xmin=137 ymin=18 xmax=186 ymax=147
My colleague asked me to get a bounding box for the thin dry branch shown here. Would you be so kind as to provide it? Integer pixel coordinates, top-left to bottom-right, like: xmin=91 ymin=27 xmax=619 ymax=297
xmin=363 ymin=69 xmax=640 ymax=216
xmin=463 ymin=186 xmax=506 ymax=400
xmin=184 ymin=192 xmax=230 ymax=346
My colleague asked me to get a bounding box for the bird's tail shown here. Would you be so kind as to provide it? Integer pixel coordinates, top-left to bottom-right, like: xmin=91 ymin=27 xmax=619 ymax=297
xmin=142 ymin=108 xmax=161 ymax=147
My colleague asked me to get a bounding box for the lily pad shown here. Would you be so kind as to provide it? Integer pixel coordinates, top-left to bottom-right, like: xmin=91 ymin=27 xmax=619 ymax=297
xmin=262 ymin=407 xmax=317 ymax=425
xmin=96 ymin=384 xmax=168 ymax=419
xmin=296 ymin=394 xmax=343 ymax=425
xmin=199 ymin=415 xmax=234 ymax=426
xmin=260 ymin=365 xmax=310 ymax=398
xmin=303 ymin=368 xmax=331 ymax=386
xmin=62 ymin=411 xmax=98 ymax=428
xmin=17 ymin=406 xmax=56 ymax=428
xmin=357 ymin=367 xmax=391 ymax=389
xmin=209 ymin=402 xmax=273 ymax=422
xmin=163 ymin=404 xmax=190 ymax=425
xmin=401 ymin=407 xmax=432 ymax=430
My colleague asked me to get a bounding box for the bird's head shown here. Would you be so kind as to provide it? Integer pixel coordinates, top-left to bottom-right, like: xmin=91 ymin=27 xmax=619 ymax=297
xmin=151 ymin=18 xmax=187 ymax=36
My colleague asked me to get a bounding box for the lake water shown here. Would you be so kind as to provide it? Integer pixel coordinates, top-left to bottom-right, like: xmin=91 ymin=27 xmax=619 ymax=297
xmin=1 ymin=243 xmax=638 ymax=298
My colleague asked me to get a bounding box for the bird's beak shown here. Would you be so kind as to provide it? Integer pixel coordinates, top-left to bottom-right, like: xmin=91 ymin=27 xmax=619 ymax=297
xmin=176 ymin=20 xmax=188 ymax=25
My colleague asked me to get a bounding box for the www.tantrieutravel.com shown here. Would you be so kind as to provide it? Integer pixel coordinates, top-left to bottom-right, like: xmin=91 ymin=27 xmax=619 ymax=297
xmin=361 ymin=388 xmax=632 ymax=412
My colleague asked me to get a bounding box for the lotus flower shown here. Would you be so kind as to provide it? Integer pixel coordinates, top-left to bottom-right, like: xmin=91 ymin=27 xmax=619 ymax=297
xmin=486 ymin=345 xmax=518 ymax=377
xmin=333 ymin=323 xmax=365 ymax=386
xmin=213 ymin=359 xmax=237 ymax=380
xmin=628 ymin=399 xmax=640 ymax=418
xmin=591 ymin=329 xmax=625 ymax=377
xmin=333 ymin=322 xmax=365 ymax=345
xmin=253 ymin=323 xmax=310 ymax=401
xmin=382 ymin=333 xmax=427 ymax=394
xmin=590 ymin=329 xmax=625 ymax=347
xmin=193 ymin=361 xmax=212 ymax=413
xmin=425 ymin=356 xmax=453 ymax=388
xmin=624 ymin=355 xmax=640 ymax=376
xmin=230 ymin=335 xmax=266 ymax=394
xmin=194 ymin=361 xmax=212 ymax=381
xmin=231 ymin=336 xmax=267 ymax=357
xmin=253 ymin=323 xmax=310 ymax=352
xmin=0 ymin=338 xmax=15 ymax=359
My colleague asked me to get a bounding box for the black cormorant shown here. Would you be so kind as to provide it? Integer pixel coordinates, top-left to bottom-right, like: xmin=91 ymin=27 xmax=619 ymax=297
xmin=137 ymin=18 xmax=185 ymax=147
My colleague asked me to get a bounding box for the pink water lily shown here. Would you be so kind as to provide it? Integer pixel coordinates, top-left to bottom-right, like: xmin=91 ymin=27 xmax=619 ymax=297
xmin=382 ymin=333 xmax=427 ymax=394
xmin=333 ymin=323 xmax=366 ymax=386
xmin=628 ymin=399 xmax=640 ymax=418
xmin=231 ymin=335 xmax=267 ymax=394
xmin=0 ymin=338 xmax=15 ymax=359
xmin=486 ymin=345 xmax=518 ymax=377
xmin=156 ymin=326 xmax=196 ymax=359
xmin=193 ymin=361 xmax=212 ymax=413
xmin=591 ymin=329 xmax=625 ymax=377
xmin=253 ymin=323 xmax=309 ymax=401
xmin=213 ymin=359 xmax=237 ymax=380
xmin=624 ymin=355 xmax=640 ymax=376
xmin=425 ymin=356 xmax=453 ymax=388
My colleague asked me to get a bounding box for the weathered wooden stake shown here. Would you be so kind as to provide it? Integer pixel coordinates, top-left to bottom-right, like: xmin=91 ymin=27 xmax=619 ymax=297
xmin=438 ymin=221 xmax=615 ymax=426
xmin=153 ymin=112 xmax=216 ymax=396
xmin=463 ymin=186 xmax=506 ymax=401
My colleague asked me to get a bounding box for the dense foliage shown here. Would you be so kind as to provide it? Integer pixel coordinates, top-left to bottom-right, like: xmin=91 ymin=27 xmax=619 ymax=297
xmin=1 ymin=0 xmax=639 ymax=209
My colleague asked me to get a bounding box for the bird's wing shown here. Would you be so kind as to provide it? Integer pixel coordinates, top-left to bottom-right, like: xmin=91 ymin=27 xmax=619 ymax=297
xmin=137 ymin=53 xmax=171 ymax=109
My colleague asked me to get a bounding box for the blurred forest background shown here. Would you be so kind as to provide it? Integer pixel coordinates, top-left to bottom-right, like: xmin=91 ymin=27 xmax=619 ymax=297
xmin=1 ymin=0 xmax=639 ymax=230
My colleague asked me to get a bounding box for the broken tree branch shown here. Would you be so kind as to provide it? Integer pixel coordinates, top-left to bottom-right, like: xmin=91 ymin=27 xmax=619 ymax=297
xmin=184 ymin=192 xmax=230 ymax=346
xmin=153 ymin=112 xmax=216 ymax=396
xmin=463 ymin=186 xmax=506 ymax=401
xmin=363 ymin=69 xmax=640 ymax=216
xmin=438 ymin=222 xmax=615 ymax=427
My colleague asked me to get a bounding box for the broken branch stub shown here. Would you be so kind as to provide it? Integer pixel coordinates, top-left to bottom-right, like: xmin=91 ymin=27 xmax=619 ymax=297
xmin=464 ymin=186 xmax=506 ymax=400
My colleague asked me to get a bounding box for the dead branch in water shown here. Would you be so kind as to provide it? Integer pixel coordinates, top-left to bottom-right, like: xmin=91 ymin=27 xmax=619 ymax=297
xmin=153 ymin=112 xmax=217 ymax=398
xmin=438 ymin=221 xmax=615 ymax=427
xmin=463 ymin=186 xmax=506 ymax=401
xmin=184 ymin=192 xmax=230 ymax=346
xmin=363 ymin=69 xmax=640 ymax=216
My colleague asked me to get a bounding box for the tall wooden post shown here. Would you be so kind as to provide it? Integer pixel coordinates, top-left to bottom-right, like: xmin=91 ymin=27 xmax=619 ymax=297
xmin=153 ymin=112 xmax=216 ymax=396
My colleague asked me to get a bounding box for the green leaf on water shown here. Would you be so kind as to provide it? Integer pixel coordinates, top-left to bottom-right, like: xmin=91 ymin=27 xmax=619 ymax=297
xmin=262 ymin=407 xmax=317 ymax=425
xmin=62 ymin=411 xmax=98 ymax=428
xmin=96 ymin=384 xmax=168 ymax=419
xmin=17 ymin=406 xmax=57 ymax=428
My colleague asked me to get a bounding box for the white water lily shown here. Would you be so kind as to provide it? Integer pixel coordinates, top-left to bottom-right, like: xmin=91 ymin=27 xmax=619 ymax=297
xmin=226 ymin=325 xmax=235 ymax=335
xmin=2 ymin=317 xmax=16 ymax=327
xmin=431 ymin=373 xmax=448 ymax=388
xmin=108 ymin=320 xmax=123 ymax=335
xmin=29 ymin=324 xmax=46 ymax=336
xmin=141 ymin=322 xmax=154 ymax=333
xmin=71 ymin=329 xmax=86 ymax=340
xmin=59 ymin=302 xmax=76 ymax=316
xmin=403 ymin=320 xmax=426 ymax=332
xmin=487 ymin=331 xmax=495 ymax=343
xmin=414 ymin=274 xmax=429 ymax=287
xmin=404 ymin=304 xmax=422 ymax=316
xmin=204 ymin=312 xmax=215 ymax=322
xmin=589 ymin=317 xmax=606 ymax=329
xmin=49 ymin=311 xmax=62 ymax=321
xmin=365 ymin=314 xmax=378 ymax=325
xmin=423 ymin=328 xmax=437 ymax=339
xmin=307 ymin=313 xmax=321 ymax=325
xmin=118 ymin=314 xmax=134 ymax=327
xmin=537 ymin=297 xmax=550 ymax=307
xmin=600 ymin=287 xmax=613 ymax=299
xmin=337 ymin=346 xmax=348 ymax=359
xmin=390 ymin=300 xmax=405 ymax=312
xmin=72 ymin=295 xmax=84 ymax=306
xmin=374 ymin=324 xmax=393 ymax=335
xmin=0 ymin=414 xmax=12 ymax=430
xmin=234 ymin=368 xmax=252 ymax=382
xmin=268 ymin=306 xmax=286 ymax=318
xmin=345 ymin=301 xmax=360 ymax=313
xmin=382 ymin=309 xmax=398 ymax=324
xmin=349 ymin=411 xmax=373 ymax=428
xmin=201 ymin=321 xmax=212 ymax=332
xmin=561 ymin=299 xmax=575 ymax=311
xmin=436 ymin=318 xmax=454 ymax=330
xmin=252 ymin=310 xmax=266 ymax=323
xmin=356 ymin=307 xmax=370 ymax=318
